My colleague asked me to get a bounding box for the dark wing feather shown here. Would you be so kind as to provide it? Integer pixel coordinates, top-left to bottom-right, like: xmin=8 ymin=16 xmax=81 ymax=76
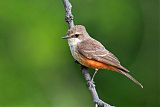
xmin=77 ymin=39 xmax=129 ymax=72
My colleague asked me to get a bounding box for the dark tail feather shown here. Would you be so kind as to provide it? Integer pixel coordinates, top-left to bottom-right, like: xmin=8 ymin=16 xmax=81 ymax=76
xmin=118 ymin=65 xmax=130 ymax=72
xmin=119 ymin=70 xmax=143 ymax=88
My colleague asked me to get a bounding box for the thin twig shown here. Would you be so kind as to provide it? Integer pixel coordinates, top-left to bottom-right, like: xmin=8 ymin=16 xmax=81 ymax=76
xmin=62 ymin=0 xmax=74 ymax=28
xmin=81 ymin=66 xmax=114 ymax=107
xmin=62 ymin=0 xmax=114 ymax=107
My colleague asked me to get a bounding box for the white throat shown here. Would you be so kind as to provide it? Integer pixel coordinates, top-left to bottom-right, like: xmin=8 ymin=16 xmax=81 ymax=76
xmin=68 ymin=38 xmax=81 ymax=60
xmin=68 ymin=38 xmax=81 ymax=46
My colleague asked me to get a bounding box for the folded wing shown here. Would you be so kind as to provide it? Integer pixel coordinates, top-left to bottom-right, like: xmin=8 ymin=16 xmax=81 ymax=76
xmin=77 ymin=38 xmax=129 ymax=72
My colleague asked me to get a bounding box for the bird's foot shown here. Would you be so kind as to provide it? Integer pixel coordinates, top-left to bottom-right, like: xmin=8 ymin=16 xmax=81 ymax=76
xmin=74 ymin=60 xmax=80 ymax=64
xmin=87 ymin=80 xmax=95 ymax=88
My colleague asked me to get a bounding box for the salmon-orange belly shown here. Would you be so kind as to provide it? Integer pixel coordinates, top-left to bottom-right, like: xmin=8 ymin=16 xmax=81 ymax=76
xmin=79 ymin=56 xmax=117 ymax=71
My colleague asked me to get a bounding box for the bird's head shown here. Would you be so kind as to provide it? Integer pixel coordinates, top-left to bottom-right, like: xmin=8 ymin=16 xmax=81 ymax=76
xmin=62 ymin=25 xmax=90 ymax=41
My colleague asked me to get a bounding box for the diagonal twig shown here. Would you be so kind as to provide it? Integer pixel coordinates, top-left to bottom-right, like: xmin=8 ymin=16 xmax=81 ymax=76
xmin=62 ymin=0 xmax=74 ymax=28
xmin=62 ymin=0 xmax=114 ymax=107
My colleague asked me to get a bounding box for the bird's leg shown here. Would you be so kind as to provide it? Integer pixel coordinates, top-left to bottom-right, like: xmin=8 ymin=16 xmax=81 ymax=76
xmin=74 ymin=60 xmax=80 ymax=64
xmin=95 ymin=104 xmax=98 ymax=107
xmin=91 ymin=69 xmax=98 ymax=82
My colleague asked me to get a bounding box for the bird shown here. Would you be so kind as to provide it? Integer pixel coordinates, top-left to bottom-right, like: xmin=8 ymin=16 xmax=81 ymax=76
xmin=62 ymin=25 xmax=143 ymax=88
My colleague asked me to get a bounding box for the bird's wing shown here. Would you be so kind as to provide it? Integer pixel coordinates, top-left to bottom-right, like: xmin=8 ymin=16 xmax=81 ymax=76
xmin=77 ymin=39 xmax=129 ymax=72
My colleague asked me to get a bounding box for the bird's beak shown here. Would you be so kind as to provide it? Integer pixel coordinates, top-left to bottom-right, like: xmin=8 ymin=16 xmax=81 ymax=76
xmin=62 ymin=35 xmax=70 ymax=39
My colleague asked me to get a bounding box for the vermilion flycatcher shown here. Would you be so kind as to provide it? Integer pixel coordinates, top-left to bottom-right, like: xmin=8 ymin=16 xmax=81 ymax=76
xmin=63 ymin=25 xmax=143 ymax=88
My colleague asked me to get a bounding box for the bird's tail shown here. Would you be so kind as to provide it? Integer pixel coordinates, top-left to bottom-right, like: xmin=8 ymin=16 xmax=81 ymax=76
xmin=118 ymin=69 xmax=143 ymax=88
xmin=104 ymin=65 xmax=143 ymax=88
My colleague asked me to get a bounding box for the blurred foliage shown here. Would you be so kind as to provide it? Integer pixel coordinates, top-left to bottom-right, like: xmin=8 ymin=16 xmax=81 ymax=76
xmin=0 ymin=0 xmax=159 ymax=107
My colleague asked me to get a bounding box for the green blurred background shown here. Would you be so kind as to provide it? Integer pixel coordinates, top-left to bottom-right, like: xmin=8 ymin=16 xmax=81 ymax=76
xmin=0 ymin=0 xmax=159 ymax=107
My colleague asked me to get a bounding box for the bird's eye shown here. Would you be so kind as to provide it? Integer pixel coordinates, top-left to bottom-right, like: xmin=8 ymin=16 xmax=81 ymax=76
xmin=74 ymin=34 xmax=79 ymax=38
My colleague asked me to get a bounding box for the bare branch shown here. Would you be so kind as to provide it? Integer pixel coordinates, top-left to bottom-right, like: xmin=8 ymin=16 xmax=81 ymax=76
xmin=62 ymin=0 xmax=74 ymax=28
xmin=62 ymin=0 xmax=114 ymax=107
xmin=81 ymin=66 xmax=114 ymax=107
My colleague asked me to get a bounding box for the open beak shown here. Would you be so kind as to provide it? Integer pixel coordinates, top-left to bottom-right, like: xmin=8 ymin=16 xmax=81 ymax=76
xmin=62 ymin=35 xmax=70 ymax=39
